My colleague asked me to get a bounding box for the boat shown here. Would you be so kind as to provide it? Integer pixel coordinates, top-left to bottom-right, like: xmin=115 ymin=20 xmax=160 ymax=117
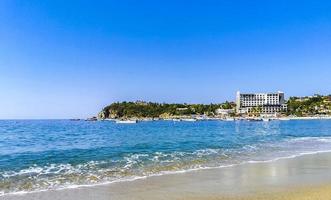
xmin=224 ymin=118 xmax=235 ymax=121
xmin=85 ymin=117 xmax=97 ymax=121
xmin=173 ymin=119 xmax=182 ymax=122
xmin=278 ymin=118 xmax=290 ymax=121
xmin=182 ymin=118 xmax=197 ymax=122
xmin=247 ymin=118 xmax=263 ymax=122
xmin=115 ymin=120 xmax=137 ymax=124
xmin=195 ymin=116 xmax=205 ymax=121
xmin=140 ymin=118 xmax=153 ymax=121
xmin=104 ymin=118 xmax=115 ymax=121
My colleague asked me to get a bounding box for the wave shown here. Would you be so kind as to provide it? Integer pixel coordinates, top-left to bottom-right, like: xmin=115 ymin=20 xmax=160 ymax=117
xmin=2 ymin=136 xmax=331 ymax=196
xmin=3 ymin=149 xmax=331 ymax=198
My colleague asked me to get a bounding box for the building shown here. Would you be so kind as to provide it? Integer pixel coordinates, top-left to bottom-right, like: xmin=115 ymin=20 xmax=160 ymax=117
xmin=236 ymin=91 xmax=287 ymax=114
xmin=215 ymin=108 xmax=235 ymax=117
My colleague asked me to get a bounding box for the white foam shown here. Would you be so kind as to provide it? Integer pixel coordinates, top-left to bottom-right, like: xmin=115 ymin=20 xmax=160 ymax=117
xmin=3 ymin=136 xmax=331 ymax=197
xmin=2 ymin=149 xmax=331 ymax=197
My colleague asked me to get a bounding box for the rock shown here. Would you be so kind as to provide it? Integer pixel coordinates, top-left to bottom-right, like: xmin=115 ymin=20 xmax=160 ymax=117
xmin=97 ymin=111 xmax=106 ymax=119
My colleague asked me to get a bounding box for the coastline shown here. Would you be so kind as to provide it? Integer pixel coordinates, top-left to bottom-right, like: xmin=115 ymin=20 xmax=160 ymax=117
xmin=3 ymin=151 xmax=331 ymax=200
xmin=96 ymin=116 xmax=331 ymax=123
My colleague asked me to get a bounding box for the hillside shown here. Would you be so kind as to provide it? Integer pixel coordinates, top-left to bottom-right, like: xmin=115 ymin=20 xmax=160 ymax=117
xmin=98 ymin=101 xmax=235 ymax=119
xmin=287 ymin=95 xmax=331 ymax=116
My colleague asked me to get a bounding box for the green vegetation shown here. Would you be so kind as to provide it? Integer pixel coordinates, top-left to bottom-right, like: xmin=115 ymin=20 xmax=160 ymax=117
xmin=250 ymin=106 xmax=262 ymax=117
xmin=97 ymin=95 xmax=331 ymax=119
xmin=287 ymin=95 xmax=331 ymax=116
xmin=98 ymin=101 xmax=236 ymax=119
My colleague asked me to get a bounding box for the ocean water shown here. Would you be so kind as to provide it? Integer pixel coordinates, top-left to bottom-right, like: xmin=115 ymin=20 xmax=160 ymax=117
xmin=1 ymin=119 xmax=331 ymax=195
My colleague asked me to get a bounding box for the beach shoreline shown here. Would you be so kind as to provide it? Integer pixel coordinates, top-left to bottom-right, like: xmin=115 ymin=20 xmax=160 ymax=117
xmin=3 ymin=151 xmax=331 ymax=200
xmin=96 ymin=115 xmax=331 ymax=122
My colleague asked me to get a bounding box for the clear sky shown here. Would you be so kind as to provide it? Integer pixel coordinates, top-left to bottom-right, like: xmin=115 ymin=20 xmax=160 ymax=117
xmin=0 ymin=0 xmax=331 ymax=119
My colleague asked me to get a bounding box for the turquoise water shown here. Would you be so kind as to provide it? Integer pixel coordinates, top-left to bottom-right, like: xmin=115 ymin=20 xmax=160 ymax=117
xmin=1 ymin=119 xmax=331 ymax=195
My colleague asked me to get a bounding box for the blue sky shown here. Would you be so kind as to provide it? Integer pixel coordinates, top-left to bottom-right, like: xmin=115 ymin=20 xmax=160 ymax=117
xmin=0 ymin=0 xmax=331 ymax=119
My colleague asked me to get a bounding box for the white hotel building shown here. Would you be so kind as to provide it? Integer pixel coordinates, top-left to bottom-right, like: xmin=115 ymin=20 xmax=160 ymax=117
xmin=236 ymin=91 xmax=287 ymax=114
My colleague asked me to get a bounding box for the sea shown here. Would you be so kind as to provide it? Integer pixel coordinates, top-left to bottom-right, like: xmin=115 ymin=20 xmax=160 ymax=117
xmin=1 ymin=119 xmax=331 ymax=195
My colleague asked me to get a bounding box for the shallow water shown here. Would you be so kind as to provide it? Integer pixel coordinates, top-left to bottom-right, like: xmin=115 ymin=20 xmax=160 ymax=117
xmin=1 ymin=119 xmax=331 ymax=195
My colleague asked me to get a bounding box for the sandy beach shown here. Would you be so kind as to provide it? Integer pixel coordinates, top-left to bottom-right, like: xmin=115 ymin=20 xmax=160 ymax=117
xmin=2 ymin=151 xmax=331 ymax=200
xmin=3 ymin=0 xmax=331 ymax=199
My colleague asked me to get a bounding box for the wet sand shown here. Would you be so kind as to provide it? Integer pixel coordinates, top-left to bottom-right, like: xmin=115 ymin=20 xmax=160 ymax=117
xmin=2 ymin=152 xmax=331 ymax=200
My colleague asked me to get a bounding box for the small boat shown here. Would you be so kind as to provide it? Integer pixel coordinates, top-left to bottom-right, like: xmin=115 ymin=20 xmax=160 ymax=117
xmin=224 ymin=118 xmax=235 ymax=121
xmin=115 ymin=120 xmax=137 ymax=124
xmin=182 ymin=118 xmax=197 ymax=122
xmin=104 ymin=118 xmax=115 ymax=121
xmin=85 ymin=117 xmax=97 ymax=121
xmin=140 ymin=118 xmax=153 ymax=121
xmin=173 ymin=119 xmax=182 ymax=122
xmin=278 ymin=118 xmax=290 ymax=121
xmin=247 ymin=118 xmax=263 ymax=122
xmin=262 ymin=118 xmax=271 ymax=122
xmin=195 ymin=116 xmax=205 ymax=121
